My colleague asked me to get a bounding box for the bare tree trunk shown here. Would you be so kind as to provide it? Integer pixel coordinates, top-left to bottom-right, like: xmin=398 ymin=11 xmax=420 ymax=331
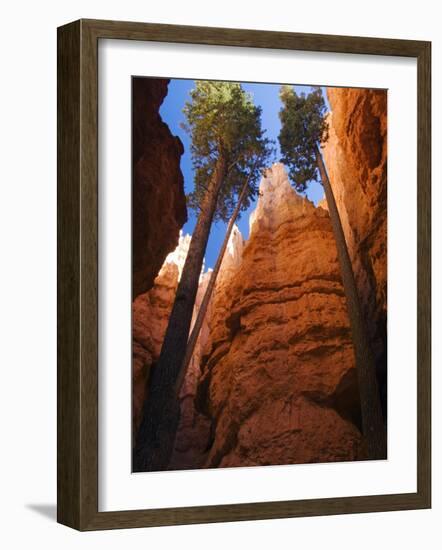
xmin=133 ymin=156 xmax=227 ymax=472
xmin=315 ymin=144 xmax=387 ymax=460
xmin=174 ymin=171 xmax=253 ymax=397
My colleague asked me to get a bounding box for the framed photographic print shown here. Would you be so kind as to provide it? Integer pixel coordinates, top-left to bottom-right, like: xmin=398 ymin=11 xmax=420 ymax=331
xmin=57 ymin=19 xmax=431 ymax=530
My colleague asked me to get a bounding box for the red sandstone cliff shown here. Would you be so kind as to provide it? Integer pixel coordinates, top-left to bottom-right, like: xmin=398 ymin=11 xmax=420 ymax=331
xmin=132 ymin=78 xmax=188 ymax=439
xmin=132 ymin=78 xmax=187 ymax=299
xmin=322 ymin=88 xmax=387 ymax=408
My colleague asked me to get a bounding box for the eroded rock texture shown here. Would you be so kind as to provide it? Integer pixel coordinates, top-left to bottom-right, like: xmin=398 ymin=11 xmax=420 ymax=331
xmin=132 ymin=77 xmax=187 ymax=299
xmin=322 ymin=88 xmax=387 ymax=412
xmin=195 ymin=164 xmax=365 ymax=467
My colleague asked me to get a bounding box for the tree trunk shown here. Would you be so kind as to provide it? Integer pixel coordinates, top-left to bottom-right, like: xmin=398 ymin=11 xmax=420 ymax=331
xmin=133 ymin=156 xmax=227 ymax=472
xmin=315 ymin=144 xmax=387 ymax=460
xmin=174 ymin=171 xmax=253 ymax=397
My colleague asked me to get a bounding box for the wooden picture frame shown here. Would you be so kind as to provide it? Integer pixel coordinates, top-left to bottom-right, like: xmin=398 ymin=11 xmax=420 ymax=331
xmin=57 ymin=18 xmax=431 ymax=530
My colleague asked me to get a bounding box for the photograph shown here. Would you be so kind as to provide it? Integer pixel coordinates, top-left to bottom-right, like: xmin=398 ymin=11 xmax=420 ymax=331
xmin=131 ymin=77 xmax=388 ymax=473
xmin=0 ymin=0 xmax=434 ymax=540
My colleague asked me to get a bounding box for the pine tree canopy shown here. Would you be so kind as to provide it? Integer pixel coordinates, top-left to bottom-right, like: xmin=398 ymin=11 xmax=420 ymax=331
xmin=278 ymin=86 xmax=329 ymax=193
xmin=182 ymin=81 xmax=274 ymax=222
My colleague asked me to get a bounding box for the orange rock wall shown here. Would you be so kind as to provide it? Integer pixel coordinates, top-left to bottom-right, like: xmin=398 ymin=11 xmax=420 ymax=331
xmin=131 ymin=77 xmax=188 ymax=440
xmin=133 ymin=233 xmax=191 ymax=436
xmin=132 ymin=260 xmax=180 ymax=437
xmin=322 ymin=88 xmax=387 ymax=407
xmin=195 ymin=165 xmax=365 ymax=467
xmin=133 ymin=234 xmax=211 ymax=465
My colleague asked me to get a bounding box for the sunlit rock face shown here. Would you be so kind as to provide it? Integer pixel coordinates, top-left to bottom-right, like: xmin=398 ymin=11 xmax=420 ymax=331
xmin=132 ymin=78 xmax=187 ymax=299
xmin=196 ymin=164 xmax=365 ymax=468
xmin=322 ymin=88 xmax=387 ymax=410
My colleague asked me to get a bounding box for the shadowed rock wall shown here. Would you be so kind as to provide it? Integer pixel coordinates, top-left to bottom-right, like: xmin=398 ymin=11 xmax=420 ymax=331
xmin=132 ymin=77 xmax=187 ymax=299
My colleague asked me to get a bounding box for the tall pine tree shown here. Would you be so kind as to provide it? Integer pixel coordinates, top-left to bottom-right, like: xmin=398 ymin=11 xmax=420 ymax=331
xmin=175 ymin=163 xmax=261 ymax=396
xmin=278 ymin=85 xmax=386 ymax=460
xmin=134 ymin=81 xmax=272 ymax=471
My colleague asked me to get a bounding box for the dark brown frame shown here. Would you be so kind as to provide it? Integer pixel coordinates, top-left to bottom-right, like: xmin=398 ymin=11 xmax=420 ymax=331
xmin=57 ymin=18 xmax=431 ymax=531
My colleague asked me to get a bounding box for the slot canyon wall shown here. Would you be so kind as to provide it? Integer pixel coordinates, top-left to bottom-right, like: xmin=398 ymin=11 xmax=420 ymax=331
xmin=132 ymin=86 xmax=387 ymax=470
xmin=132 ymin=77 xmax=188 ymax=438
xmin=322 ymin=88 xmax=387 ymax=412
xmin=132 ymin=78 xmax=187 ymax=299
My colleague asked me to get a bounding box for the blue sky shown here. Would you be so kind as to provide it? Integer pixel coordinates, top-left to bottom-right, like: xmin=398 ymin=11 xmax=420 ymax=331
xmin=160 ymin=79 xmax=329 ymax=269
